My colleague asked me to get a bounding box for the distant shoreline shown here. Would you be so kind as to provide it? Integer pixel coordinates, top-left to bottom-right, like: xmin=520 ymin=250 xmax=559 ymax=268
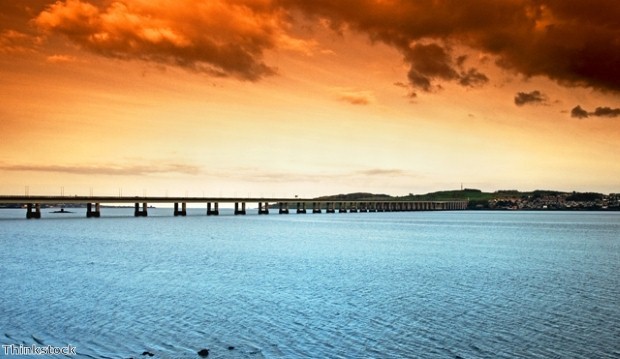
xmin=0 ymin=189 xmax=618 ymax=211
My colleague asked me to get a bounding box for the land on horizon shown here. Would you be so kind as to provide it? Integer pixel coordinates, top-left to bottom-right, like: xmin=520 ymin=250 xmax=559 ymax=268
xmin=316 ymin=189 xmax=620 ymax=210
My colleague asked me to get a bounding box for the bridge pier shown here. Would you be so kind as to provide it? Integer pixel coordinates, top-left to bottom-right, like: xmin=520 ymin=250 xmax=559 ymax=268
xmin=174 ymin=202 xmax=187 ymax=216
xmin=207 ymin=202 xmax=219 ymax=216
xmin=234 ymin=202 xmax=246 ymax=215
xmin=338 ymin=202 xmax=347 ymax=213
xmin=26 ymin=203 xmax=41 ymax=219
xmin=134 ymin=203 xmax=148 ymax=217
xmin=86 ymin=203 xmax=101 ymax=218
xmin=296 ymin=202 xmax=306 ymax=214
xmin=349 ymin=202 xmax=358 ymax=212
xmin=357 ymin=202 xmax=366 ymax=213
xmin=326 ymin=202 xmax=335 ymax=213
xmin=312 ymin=202 xmax=322 ymax=213
xmin=258 ymin=202 xmax=269 ymax=215
xmin=279 ymin=202 xmax=289 ymax=214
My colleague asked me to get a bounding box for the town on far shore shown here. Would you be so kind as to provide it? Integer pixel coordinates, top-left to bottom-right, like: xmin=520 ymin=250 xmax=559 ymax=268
xmin=310 ymin=189 xmax=620 ymax=211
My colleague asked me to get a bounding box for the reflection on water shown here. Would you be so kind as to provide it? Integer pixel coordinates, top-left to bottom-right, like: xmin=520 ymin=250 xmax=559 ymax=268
xmin=1 ymin=210 xmax=619 ymax=358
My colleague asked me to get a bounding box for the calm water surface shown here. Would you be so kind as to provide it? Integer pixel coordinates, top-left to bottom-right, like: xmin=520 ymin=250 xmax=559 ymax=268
xmin=1 ymin=209 xmax=619 ymax=358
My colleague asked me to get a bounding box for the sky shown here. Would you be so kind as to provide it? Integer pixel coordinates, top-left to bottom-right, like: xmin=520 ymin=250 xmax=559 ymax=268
xmin=1 ymin=0 xmax=619 ymax=198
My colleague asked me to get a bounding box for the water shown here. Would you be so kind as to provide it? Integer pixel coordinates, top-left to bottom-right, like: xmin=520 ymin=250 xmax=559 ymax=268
xmin=1 ymin=209 xmax=619 ymax=358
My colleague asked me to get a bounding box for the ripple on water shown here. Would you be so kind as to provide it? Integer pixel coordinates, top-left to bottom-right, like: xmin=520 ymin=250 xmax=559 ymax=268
xmin=0 ymin=211 xmax=619 ymax=359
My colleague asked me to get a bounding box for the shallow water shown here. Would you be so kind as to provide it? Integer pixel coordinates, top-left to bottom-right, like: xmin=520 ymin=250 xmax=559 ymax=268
xmin=1 ymin=209 xmax=619 ymax=358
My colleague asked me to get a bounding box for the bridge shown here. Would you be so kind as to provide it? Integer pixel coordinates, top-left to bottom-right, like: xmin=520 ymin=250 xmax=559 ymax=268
xmin=0 ymin=195 xmax=468 ymax=219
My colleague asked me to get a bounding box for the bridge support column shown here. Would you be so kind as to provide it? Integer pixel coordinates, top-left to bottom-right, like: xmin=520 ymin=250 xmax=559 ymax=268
xmin=26 ymin=203 xmax=41 ymax=219
xmin=359 ymin=202 xmax=368 ymax=212
xmin=312 ymin=202 xmax=322 ymax=214
xmin=234 ymin=202 xmax=246 ymax=215
xmin=134 ymin=203 xmax=148 ymax=217
xmin=174 ymin=202 xmax=187 ymax=216
xmin=207 ymin=202 xmax=219 ymax=216
xmin=349 ymin=202 xmax=358 ymax=212
xmin=338 ymin=203 xmax=347 ymax=213
xmin=326 ymin=202 xmax=335 ymax=213
xmin=258 ymin=202 xmax=269 ymax=215
xmin=296 ymin=202 xmax=306 ymax=214
xmin=86 ymin=203 xmax=101 ymax=218
xmin=279 ymin=202 xmax=289 ymax=214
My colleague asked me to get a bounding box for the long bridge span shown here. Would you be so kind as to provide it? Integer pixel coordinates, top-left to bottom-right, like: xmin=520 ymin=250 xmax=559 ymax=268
xmin=0 ymin=195 xmax=468 ymax=219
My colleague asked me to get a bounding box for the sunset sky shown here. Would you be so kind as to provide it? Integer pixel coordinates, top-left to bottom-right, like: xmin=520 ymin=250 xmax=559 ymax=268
xmin=1 ymin=0 xmax=619 ymax=198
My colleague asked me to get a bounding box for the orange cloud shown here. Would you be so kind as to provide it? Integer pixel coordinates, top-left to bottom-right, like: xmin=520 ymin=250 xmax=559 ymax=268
xmin=35 ymin=0 xmax=311 ymax=80
xmin=0 ymin=161 xmax=202 ymax=176
xmin=0 ymin=30 xmax=38 ymax=54
xmin=46 ymin=54 xmax=78 ymax=63
xmin=19 ymin=0 xmax=620 ymax=93
xmin=336 ymin=89 xmax=374 ymax=105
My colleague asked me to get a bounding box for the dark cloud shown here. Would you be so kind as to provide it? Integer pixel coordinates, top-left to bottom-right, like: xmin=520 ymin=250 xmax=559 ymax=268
xmin=571 ymin=105 xmax=620 ymax=119
xmin=393 ymin=82 xmax=408 ymax=88
xmin=403 ymin=43 xmax=488 ymax=91
xmin=571 ymin=106 xmax=589 ymax=118
xmin=279 ymin=0 xmax=620 ymax=92
xmin=515 ymin=91 xmax=548 ymax=106
xmin=459 ymin=68 xmax=489 ymax=88
xmin=405 ymin=43 xmax=458 ymax=91
xmin=592 ymin=107 xmax=620 ymax=117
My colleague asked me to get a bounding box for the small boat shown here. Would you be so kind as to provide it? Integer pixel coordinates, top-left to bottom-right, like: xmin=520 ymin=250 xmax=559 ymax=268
xmin=51 ymin=208 xmax=73 ymax=214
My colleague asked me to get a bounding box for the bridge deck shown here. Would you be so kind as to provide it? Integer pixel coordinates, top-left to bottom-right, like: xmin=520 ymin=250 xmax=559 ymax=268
xmin=0 ymin=195 xmax=465 ymax=205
